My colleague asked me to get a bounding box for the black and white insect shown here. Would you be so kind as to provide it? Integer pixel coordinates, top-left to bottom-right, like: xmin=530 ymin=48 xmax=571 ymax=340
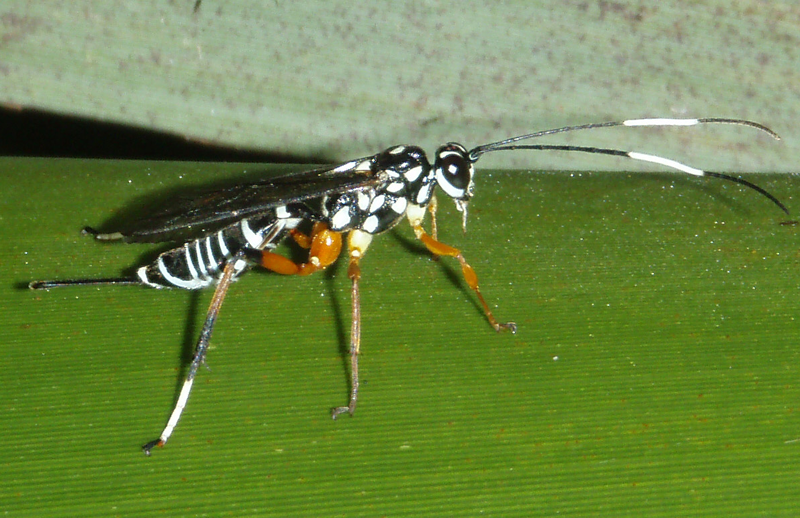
xmin=29 ymin=117 xmax=787 ymax=455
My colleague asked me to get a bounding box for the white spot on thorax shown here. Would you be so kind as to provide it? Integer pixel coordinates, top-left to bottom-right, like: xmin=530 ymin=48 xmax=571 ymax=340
xmin=386 ymin=181 xmax=404 ymax=193
xmin=356 ymin=191 xmax=370 ymax=211
xmin=369 ymin=194 xmax=386 ymax=213
xmin=331 ymin=206 xmax=351 ymax=229
xmin=416 ymin=183 xmax=433 ymax=204
xmin=363 ymin=215 xmax=379 ymax=233
xmin=404 ymin=165 xmax=423 ymax=182
xmin=391 ymin=197 xmax=407 ymax=214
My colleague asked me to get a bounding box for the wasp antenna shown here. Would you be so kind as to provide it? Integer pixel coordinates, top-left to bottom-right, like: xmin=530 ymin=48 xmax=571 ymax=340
xmin=466 ymin=117 xmax=785 ymax=215
xmin=626 ymin=151 xmax=788 ymax=215
xmin=469 ymin=117 xmax=780 ymax=160
xmin=704 ymin=172 xmax=789 ymax=215
xmin=700 ymin=118 xmax=781 ymax=140
xmin=468 ymin=142 xmax=788 ymax=216
xmin=623 ymin=117 xmax=781 ymax=141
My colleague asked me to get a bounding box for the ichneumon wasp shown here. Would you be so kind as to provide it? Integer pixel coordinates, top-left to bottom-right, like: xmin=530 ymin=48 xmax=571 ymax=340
xmin=29 ymin=117 xmax=788 ymax=455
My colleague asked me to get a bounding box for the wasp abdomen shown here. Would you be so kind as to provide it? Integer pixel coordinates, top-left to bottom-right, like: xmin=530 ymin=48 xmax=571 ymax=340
xmin=137 ymin=216 xmax=291 ymax=289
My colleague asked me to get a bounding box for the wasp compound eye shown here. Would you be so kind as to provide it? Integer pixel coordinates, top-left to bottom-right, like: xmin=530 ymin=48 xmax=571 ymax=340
xmin=435 ymin=143 xmax=474 ymax=200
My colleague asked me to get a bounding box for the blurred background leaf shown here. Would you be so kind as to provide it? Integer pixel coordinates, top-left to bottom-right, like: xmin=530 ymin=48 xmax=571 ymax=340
xmin=1 ymin=1 xmax=798 ymax=170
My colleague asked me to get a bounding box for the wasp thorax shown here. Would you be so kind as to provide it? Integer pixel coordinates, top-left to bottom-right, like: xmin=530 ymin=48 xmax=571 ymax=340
xmin=434 ymin=143 xmax=475 ymax=201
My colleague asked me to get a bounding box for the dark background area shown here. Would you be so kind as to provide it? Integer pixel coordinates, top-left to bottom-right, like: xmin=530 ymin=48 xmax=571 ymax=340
xmin=0 ymin=106 xmax=320 ymax=163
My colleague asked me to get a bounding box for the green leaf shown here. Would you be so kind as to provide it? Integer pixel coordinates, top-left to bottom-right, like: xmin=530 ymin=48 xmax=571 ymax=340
xmin=3 ymin=157 xmax=799 ymax=516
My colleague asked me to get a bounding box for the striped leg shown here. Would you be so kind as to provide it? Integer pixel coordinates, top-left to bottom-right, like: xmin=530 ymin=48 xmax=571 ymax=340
xmin=142 ymin=251 xmax=244 ymax=455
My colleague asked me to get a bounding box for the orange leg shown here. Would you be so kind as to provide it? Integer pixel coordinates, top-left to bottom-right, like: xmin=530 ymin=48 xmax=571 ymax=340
xmin=427 ymin=195 xmax=441 ymax=262
xmin=252 ymin=222 xmax=343 ymax=276
xmin=428 ymin=195 xmax=439 ymax=243
xmin=251 ymin=223 xmax=371 ymax=419
xmin=288 ymin=223 xmax=319 ymax=249
xmin=412 ymin=223 xmax=516 ymax=333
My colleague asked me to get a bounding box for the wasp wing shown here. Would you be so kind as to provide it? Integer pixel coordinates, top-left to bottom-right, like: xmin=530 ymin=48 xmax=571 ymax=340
xmin=104 ymin=159 xmax=380 ymax=243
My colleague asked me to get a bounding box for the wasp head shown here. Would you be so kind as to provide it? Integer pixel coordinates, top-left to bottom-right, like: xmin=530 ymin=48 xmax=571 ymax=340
xmin=434 ymin=143 xmax=475 ymax=231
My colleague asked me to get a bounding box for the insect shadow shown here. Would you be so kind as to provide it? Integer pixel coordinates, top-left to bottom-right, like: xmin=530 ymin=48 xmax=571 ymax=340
xmin=388 ymin=228 xmax=480 ymax=311
xmin=625 ymin=171 xmax=769 ymax=218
